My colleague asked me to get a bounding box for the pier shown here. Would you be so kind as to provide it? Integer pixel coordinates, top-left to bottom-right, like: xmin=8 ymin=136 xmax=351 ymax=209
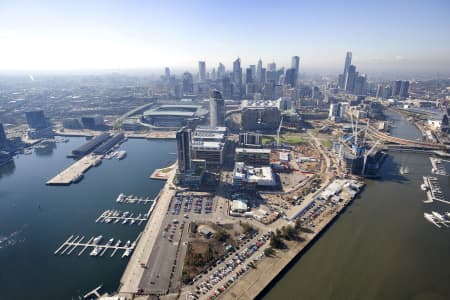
xmin=95 ymin=210 xmax=149 ymax=226
xmin=422 ymin=176 xmax=450 ymax=204
xmin=54 ymin=233 xmax=142 ymax=258
xmin=46 ymin=154 xmax=102 ymax=185
xmin=430 ymin=157 xmax=448 ymax=176
xmin=116 ymin=193 xmax=153 ymax=204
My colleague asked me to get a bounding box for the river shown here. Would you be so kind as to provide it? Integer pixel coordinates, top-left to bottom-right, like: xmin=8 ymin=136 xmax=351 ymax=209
xmin=0 ymin=137 xmax=175 ymax=300
xmin=260 ymin=111 xmax=450 ymax=300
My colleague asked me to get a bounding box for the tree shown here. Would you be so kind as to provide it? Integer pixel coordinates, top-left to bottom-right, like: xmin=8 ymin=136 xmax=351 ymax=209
xmin=264 ymin=247 xmax=275 ymax=256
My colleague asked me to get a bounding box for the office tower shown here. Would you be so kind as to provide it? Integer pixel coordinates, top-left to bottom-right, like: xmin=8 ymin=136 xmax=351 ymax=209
xmin=393 ymin=80 xmax=402 ymax=96
xmin=0 ymin=123 xmax=7 ymax=145
xmin=383 ymin=85 xmax=393 ymax=99
xmin=291 ymin=56 xmax=300 ymax=72
xmin=284 ymin=68 xmax=296 ymax=87
xmin=217 ymin=63 xmax=226 ymax=79
xmin=245 ymin=67 xmax=253 ymax=84
xmin=198 ymin=61 xmax=206 ymax=82
xmin=291 ymin=56 xmax=300 ymax=86
xmin=344 ymin=65 xmax=356 ymax=92
xmin=25 ymin=110 xmax=48 ymax=129
xmin=209 ymin=90 xmax=225 ymax=128
xmin=256 ymin=58 xmax=263 ymax=84
xmin=233 ymin=57 xmax=242 ymax=85
xmin=176 ymin=127 xmax=192 ymax=174
xmin=263 ymin=82 xmax=274 ymax=99
xmin=211 ymin=68 xmax=216 ymax=81
xmin=182 ymin=72 xmax=194 ymax=94
xmin=164 ymin=67 xmax=170 ymax=80
xmin=267 ymin=62 xmax=276 ymax=72
xmin=221 ymin=76 xmax=232 ymax=98
xmin=399 ymin=81 xmax=410 ymax=98
xmin=249 ymin=65 xmax=256 ymax=81
xmin=353 ymin=74 xmax=367 ymax=95
xmin=260 ymin=68 xmax=266 ymax=84
xmin=339 ymin=51 xmax=352 ymax=88
xmin=376 ymin=84 xmax=383 ymax=98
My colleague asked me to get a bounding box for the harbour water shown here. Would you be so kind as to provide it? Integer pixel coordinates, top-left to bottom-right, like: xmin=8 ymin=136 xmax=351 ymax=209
xmin=261 ymin=112 xmax=450 ymax=300
xmin=0 ymin=137 xmax=175 ymax=300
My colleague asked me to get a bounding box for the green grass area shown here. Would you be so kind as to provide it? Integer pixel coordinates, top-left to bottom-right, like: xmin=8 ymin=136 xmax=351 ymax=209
xmin=262 ymin=136 xmax=275 ymax=145
xmin=262 ymin=135 xmax=304 ymax=145
xmin=279 ymin=135 xmax=304 ymax=145
xmin=160 ymin=167 xmax=173 ymax=173
xmin=322 ymin=139 xmax=333 ymax=149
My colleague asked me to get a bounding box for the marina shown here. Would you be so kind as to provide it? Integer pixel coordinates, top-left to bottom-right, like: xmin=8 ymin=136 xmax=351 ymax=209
xmin=54 ymin=233 xmax=141 ymax=258
xmin=115 ymin=192 xmax=153 ymax=204
xmin=421 ymin=176 xmax=450 ymax=204
xmin=430 ymin=157 xmax=448 ymax=176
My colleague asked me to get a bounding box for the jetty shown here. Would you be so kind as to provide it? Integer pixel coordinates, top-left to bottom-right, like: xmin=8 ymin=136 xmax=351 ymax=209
xmin=46 ymin=154 xmax=102 ymax=185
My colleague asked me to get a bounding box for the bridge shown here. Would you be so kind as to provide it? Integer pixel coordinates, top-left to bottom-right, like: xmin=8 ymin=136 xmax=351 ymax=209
xmin=367 ymin=126 xmax=448 ymax=151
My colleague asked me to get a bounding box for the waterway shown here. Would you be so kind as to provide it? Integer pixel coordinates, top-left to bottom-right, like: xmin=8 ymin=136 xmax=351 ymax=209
xmin=0 ymin=137 xmax=175 ymax=300
xmin=261 ymin=112 xmax=450 ymax=300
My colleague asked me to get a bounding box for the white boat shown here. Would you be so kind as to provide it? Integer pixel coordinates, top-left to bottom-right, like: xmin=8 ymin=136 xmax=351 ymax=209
xmin=106 ymin=238 xmax=114 ymax=246
xmin=399 ymin=166 xmax=409 ymax=175
xmin=89 ymin=246 xmax=102 ymax=256
xmin=420 ymin=183 xmax=428 ymax=191
xmin=93 ymin=235 xmax=103 ymax=244
xmin=116 ymin=150 xmax=127 ymax=160
xmin=121 ymin=248 xmax=132 ymax=258
xmin=114 ymin=240 xmax=121 ymax=247
xmin=122 ymin=219 xmax=128 ymax=225
xmin=104 ymin=218 xmax=112 ymax=224
xmin=432 ymin=211 xmax=445 ymax=222
xmin=131 ymin=241 xmax=137 ymax=249
xmin=424 ymin=213 xmax=441 ymax=228
xmin=125 ymin=240 xmax=131 ymax=248
xmin=116 ymin=193 xmax=126 ymax=203
xmin=130 ymin=219 xmax=135 ymax=225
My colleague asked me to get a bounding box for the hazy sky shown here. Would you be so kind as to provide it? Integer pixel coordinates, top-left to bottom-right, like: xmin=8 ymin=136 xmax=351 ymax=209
xmin=0 ymin=0 xmax=449 ymax=73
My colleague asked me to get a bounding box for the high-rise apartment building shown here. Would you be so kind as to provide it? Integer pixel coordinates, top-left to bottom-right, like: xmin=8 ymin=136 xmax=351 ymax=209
xmin=209 ymin=90 xmax=225 ymax=128
xmin=176 ymin=127 xmax=192 ymax=174
xmin=198 ymin=61 xmax=206 ymax=82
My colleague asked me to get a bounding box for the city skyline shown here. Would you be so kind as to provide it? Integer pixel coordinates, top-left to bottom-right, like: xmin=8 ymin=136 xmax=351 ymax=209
xmin=0 ymin=0 xmax=449 ymax=73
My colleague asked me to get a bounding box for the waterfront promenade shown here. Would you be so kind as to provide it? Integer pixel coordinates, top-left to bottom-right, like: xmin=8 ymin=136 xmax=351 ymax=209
xmin=118 ymin=167 xmax=177 ymax=297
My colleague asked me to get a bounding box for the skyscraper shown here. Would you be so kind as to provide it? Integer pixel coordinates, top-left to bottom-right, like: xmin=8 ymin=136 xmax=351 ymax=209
xmin=25 ymin=110 xmax=48 ymax=129
xmin=344 ymin=65 xmax=356 ymax=92
xmin=399 ymin=81 xmax=410 ymax=98
xmin=256 ymin=58 xmax=263 ymax=84
xmin=164 ymin=67 xmax=170 ymax=80
xmin=376 ymin=84 xmax=383 ymax=98
xmin=339 ymin=51 xmax=352 ymax=89
xmin=217 ymin=63 xmax=226 ymax=79
xmin=176 ymin=127 xmax=192 ymax=174
xmin=343 ymin=52 xmax=352 ymax=76
xmin=284 ymin=68 xmax=296 ymax=87
xmin=0 ymin=123 xmax=7 ymax=144
xmin=291 ymin=56 xmax=300 ymax=86
xmin=393 ymin=80 xmax=402 ymax=96
xmin=182 ymin=72 xmax=194 ymax=94
xmin=267 ymin=62 xmax=276 ymax=72
xmin=198 ymin=61 xmax=206 ymax=82
xmin=209 ymin=90 xmax=225 ymax=128
xmin=233 ymin=58 xmax=242 ymax=85
xmin=245 ymin=67 xmax=253 ymax=84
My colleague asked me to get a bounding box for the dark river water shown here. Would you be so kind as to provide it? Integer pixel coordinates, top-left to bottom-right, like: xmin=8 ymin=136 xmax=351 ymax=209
xmin=0 ymin=138 xmax=175 ymax=300
xmin=261 ymin=111 xmax=450 ymax=300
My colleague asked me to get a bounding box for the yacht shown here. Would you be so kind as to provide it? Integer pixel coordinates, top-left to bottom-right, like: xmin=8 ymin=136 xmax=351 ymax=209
xmin=116 ymin=150 xmax=127 ymax=160
xmin=89 ymin=246 xmax=102 ymax=256
xmin=424 ymin=213 xmax=441 ymax=228
xmin=116 ymin=193 xmax=126 ymax=203
xmin=106 ymin=238 xmax=114 ymax=246
xmin=122 ymin=248 xmax=132 ymax=258
xmin=432 ymin=211 xmax=445 ymax=222
xmin=93 ymin=235 xmax=103 ymax=244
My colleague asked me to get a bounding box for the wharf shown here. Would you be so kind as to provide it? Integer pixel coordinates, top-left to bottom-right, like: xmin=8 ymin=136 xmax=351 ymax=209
xmin=430 ymin=157 xmax=449 ymax=176
xmin=46 ymin=154 xmax=102 ymax=185
xmin=118 ymin=167 xmax=177 ymax=296
xmin=219 ymin=183 xmax=364 ymax=300
xmin=423 ymin=176 xmax=450 ymax=204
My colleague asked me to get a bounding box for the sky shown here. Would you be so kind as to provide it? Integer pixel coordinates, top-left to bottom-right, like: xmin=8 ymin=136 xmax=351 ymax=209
xmin=0 ymin=0 xmax=449 ymax=73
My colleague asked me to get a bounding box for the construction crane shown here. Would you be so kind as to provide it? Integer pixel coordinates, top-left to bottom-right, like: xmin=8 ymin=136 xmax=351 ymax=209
xmin=362 ymin=139 xmax=381 ymax=175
